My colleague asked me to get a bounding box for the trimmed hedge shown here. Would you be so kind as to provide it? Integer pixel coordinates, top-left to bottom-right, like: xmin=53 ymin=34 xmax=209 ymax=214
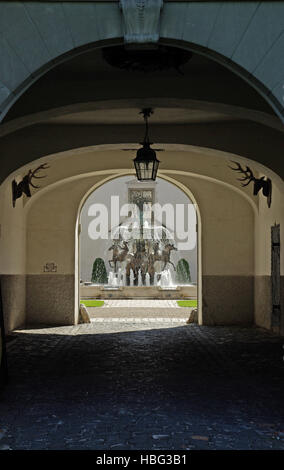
xmin=176 ymin=258 xmax=191 ymax=283
xmin=91 ymin=258 xmax=108 ymax=284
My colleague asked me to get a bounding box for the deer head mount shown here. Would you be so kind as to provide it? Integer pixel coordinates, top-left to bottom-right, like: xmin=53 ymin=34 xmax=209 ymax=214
xmin=228 ymin=161 xmax=272 ymax=208
xmin=12 ymin=163 xmax=49 ymax=207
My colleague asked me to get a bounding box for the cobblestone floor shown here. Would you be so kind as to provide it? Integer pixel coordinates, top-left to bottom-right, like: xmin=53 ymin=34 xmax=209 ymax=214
xmin=0 ymin=321 xmax=283 ymax=450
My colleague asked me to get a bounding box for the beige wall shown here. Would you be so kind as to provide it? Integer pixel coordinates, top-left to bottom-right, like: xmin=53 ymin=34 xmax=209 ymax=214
xmin=24 ymin=164 xmax=255 ymax=327
xmin=171 ymin=175 xmax=255 ymax=325
xmin=25 ymin=176 xmax=104 ymax=326
xmin=0 ymin=179 xmax=27 ymax=331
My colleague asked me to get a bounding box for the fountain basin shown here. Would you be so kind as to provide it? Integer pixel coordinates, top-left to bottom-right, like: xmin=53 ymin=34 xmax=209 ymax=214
xmin=80 ymin=284 xmax=197 ymax=300
xmin=158 ymin=286 xmax=179 ymax=291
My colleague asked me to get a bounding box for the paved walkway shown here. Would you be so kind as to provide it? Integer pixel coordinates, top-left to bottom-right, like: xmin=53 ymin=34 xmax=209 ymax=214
xmin=102 ymin=300 xmax=180 ymax=308
xmin=88 ymin=299 xmax=193 ymax=320
xmin=0 ymin=322 xmax=283 ymax=450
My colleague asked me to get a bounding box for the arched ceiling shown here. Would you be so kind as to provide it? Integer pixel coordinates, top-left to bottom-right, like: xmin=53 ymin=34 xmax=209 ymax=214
xmin=3 ymin=45 xmax=275 ymax=123
xmin=0 ymin=8 xmax=283 ymax=182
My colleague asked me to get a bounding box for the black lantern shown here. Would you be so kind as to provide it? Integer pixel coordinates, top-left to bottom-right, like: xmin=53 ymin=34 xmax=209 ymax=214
xmin=133 ymin=108 xmax=160 ymax=181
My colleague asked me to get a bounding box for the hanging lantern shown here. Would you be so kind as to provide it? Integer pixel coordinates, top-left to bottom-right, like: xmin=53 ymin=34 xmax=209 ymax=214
xmin=133 ymin=108 xmax=160 ymax=181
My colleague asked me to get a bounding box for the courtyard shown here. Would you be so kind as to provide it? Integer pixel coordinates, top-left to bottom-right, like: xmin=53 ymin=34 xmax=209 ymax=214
xmin=0 ymin=320 xmax=283 ymax=450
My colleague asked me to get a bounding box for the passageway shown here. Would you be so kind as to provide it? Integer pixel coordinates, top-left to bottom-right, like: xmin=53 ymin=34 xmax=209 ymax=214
xmin=0 ymin=322 xmax=283 ymax=450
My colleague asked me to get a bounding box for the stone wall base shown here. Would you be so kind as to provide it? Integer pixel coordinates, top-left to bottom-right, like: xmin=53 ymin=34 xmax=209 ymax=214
xmin=1 ymin=274 xmax=282 ymax=335
xmin=0 ymin=274 xmax=26 ymax=333
xmin=26 ymin=274 xmax=75 ymax=326
xmin=80 ymin=284 xmax=197 ymax=300
xmin=202 ymin=275 xmax=254 ymax=326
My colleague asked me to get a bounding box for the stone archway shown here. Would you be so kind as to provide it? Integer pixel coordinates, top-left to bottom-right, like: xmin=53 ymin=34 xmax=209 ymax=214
xmin=1 ymin=141 xmax=282 ymax=333
xmin=76 ymin=171 xmax=202 ymax=323
xmin=0 ymin=2 xmax=283 ymax=334
xmin=0 ymin=1 xmax=283 ymax=125
xmin=1 ymin=142 xmax=258 ymax=330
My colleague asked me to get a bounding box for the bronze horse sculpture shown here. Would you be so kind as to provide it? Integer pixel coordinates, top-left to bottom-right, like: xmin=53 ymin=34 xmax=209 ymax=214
xmin=151 ymin=241 xmax=177 ymax=271
xmin=109 ymin=239 xmax=177 ymax=285
xmin=108 ymin=241 xmax=131 ymax=272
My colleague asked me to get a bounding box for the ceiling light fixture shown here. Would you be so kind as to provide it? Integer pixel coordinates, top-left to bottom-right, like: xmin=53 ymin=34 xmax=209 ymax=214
xmin=133 ymin=108 xmax=160 ymax=181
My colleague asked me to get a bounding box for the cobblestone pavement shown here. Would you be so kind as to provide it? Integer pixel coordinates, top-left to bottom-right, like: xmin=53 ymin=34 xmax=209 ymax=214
xmin=0 ymin=321 xmax=283 ymax=450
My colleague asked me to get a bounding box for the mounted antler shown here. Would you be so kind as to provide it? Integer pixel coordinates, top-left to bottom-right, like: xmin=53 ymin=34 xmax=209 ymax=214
xmin=27 ymin=163 xmax=50 ymax=189
xmin=228 ymin=161 xmax=255 ymax=187
xmin=228 ymin=161 xmax=272 ymax=208
xmin=12 ymin=163 xmax=50 ymax=207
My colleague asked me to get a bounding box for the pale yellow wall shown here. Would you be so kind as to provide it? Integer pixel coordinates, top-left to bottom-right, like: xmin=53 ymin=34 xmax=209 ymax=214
xmin=9 ymin=146 xmax=275 ymax=210
xmin=24 ymin=171 xmax=255 ymax=277
xmin=23 ymin=168 xmax=256 ymax=327
xmin=20 ymin=146 xmax=259 ymax=277
xmin=0 ymin=147 xmax=282 ymax=331
xmin=0 ymin=180 xmax=27 ymax=330
xmin=173 ymin=176 xmax=255 ymax=276
xmin=26 ymin=176 xmax=105 ymax=274
xmin=0 ymin=180 xmax=26 ymax=275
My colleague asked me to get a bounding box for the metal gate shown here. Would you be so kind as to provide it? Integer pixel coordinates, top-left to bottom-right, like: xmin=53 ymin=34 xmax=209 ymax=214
xmin=271 ymin=223 xmax=281 ymax=328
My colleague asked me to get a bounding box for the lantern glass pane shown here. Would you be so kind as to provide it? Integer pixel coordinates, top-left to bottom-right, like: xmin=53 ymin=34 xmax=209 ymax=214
xmin=133 ymin=147 xmax=160 ymax=181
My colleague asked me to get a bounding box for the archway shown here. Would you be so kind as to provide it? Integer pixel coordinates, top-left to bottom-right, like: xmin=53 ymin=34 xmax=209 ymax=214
xmin=0 ymin=3 xmax=284 ymax=449
xmin=0 ymin=139 xmax=281 ymax=332
xmin=0 ymin=2 xmax=284 ymax=125
xmin=77 ymin=173 xmax=200 ymax=322
xmin=0 ymin=3 xmax=282 ymax=334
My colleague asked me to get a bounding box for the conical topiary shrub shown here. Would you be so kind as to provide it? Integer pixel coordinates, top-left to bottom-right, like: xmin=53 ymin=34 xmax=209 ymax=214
xmin=176 ymin=258 xmax=191 ymax=284
xmin=91 ymin=258 xmax=108 ymax=284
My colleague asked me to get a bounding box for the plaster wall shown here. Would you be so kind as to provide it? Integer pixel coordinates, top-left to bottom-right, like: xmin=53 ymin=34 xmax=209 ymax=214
xmin=25 ymin=175 xmax=103 ymax=326
xmin=25 ymin=166 xmax=255 ymax=327
xmin=0 ymin=180 xmax=26 ymax=331
xmin=0 ymin=148 xmax=282 ymax=332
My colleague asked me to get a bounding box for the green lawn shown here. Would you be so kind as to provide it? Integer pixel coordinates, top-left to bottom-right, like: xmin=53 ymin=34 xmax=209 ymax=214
xmin=177 ymin=300 xmax=198 ymax=308
xmin=80 ymin=300 xmax=104 ymax=307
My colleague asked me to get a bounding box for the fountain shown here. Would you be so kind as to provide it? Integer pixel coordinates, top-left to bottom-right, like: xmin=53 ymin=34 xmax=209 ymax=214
xmin=107 ymin=224 xmax=178 ymax=286
xmin=107 ymin=271 xmax=119 ymax=288
xmin=160 ymin=269 xmax=169 ymax=288
xmin=104 ymin=180 xmax=182 ymax=289
xmin=138 ymin=269 xmax=143 ymax=287
xmin=159 ymin=268 xmax=177 ymax=289
xmin=130 ymin=268 xmax=135 ymax=286
xmin=122 ymin=269 xmax=126 ymax=286
xmin=145 ymin=272 xmax=150 ymax=287
xmin=154 ymin=272 xmax=158 ymax=286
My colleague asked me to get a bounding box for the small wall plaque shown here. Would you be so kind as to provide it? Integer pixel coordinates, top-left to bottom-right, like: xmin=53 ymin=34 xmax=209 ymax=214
xmin=43 ymin=262 xmax=57 ymax=273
